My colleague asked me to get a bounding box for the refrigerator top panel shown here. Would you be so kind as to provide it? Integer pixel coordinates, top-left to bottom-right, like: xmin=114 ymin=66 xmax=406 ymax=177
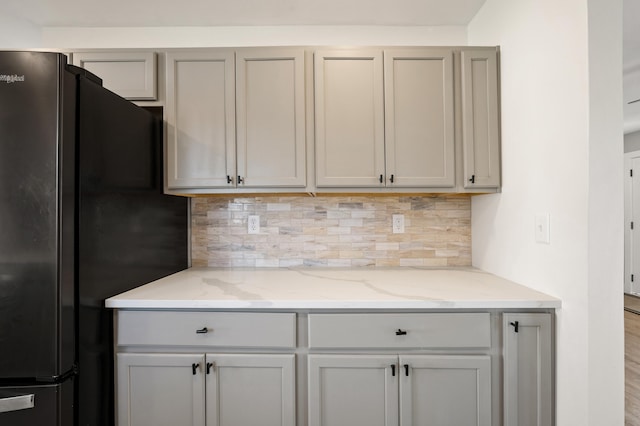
xmin=0 ymin=51 xmax=75 ymax=381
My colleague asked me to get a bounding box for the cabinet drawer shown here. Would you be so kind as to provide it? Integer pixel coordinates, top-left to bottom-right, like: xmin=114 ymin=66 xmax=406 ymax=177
xmin=117 ymin=311 xmax=296 ymax=348
xmin=308 ymin=313 xmax=490 ymax=349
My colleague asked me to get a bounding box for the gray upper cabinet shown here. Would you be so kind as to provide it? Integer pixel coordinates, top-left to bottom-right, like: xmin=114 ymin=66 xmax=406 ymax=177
xmin=72 ymin=51 xmax=157 ymax=100
xmin=165 ymin=48 xmax=306 ymax=192
xmin=165 ymin=51 xmax=236 ymax=189
xmin=384 ymin=49 xmax=455 ymax=188
xmin=314 ymin=49 xmax=385 ymax=187
xmin=236 ymin=49 xmax=306 ymax=188
xmin=163 ymin=45 xmax=500 ymax=194
xmin=461 ymin=49 xmax=501 ymax=189
xmin=315 ymin=47 xmax=488 ymax=191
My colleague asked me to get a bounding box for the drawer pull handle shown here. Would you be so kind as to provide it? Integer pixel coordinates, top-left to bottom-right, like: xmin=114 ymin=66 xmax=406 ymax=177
xmin=395 ymin=329 xmax=407 ymax=336
xmin=206 ymin=362 xmax=214 ymax=374
xmin=404 ymin=364 xmax=409 ymax=377
xmin=192 ymin=363 xmax=199 ymax=375
xmin=391 ymin=364 xmax=396 ymax=376
xmin=510 ymin=321 xmax=519 ymax=333
xmin=196 ymin=327 xmax=209 ymax=334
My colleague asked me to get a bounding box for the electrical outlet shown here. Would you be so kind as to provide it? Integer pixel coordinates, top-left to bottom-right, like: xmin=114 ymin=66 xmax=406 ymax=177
xmin=248 ymin=215 xmax=260 ymax=234
xmin=392 ymin=214 xmax=405 ymax=234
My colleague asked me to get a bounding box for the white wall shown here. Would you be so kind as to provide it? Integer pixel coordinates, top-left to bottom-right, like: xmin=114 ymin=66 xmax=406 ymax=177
xmin=469 ymin=0 xmax=624 ymax=424
xmin=0 ymin=14 xmax=42 ymax=48
xmin=41 ymin=25 xmax=467 ymax=49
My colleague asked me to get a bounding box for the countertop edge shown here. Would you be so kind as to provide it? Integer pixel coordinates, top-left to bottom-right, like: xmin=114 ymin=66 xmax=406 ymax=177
xmin=105 ymin=299 xmax=561 ymax=310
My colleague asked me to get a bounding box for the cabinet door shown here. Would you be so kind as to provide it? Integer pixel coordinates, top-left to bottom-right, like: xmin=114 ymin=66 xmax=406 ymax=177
xmin=236 ymin=49 xmax=306 ymax=187
xmin=314 ymin=50 xmax=385 ymax=187
xmin=72 ymin=51 xmax=157 ymax=100
xmin=206 ymin=354 xmax=295 ymax=426
xmin=503 ymin=313 xmax=553 ymax=426
xmin=308 ymin=354 xmax=398 ymax=426
xmin=384 ymin=49 xmax=455 ymax=187
xmin=166 ymin=51 xmax=236 ymax=189
xmin=399 ymin=355 xmax=491 ymax=426
xmin=116 ymin=353 xmax=205 ymax=426
xmin=461 ymin=49 xmax=501 ymax=189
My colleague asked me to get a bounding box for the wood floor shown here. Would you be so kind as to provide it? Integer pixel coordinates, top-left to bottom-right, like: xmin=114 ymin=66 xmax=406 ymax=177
xmin=627 ymin=310 xmax=640 ymax=425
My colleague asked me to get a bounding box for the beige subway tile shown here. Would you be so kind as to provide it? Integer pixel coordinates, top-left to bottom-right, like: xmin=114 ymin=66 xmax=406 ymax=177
xmin=399 ymin=258 xmax=426 ymax=267
xmin=422 ymin=258 xmax=449 ymax=267
xmin=376 ymin=242 xmax=400 ymax=251
xmin=375 ymin=259 xmax=401 ymax=267
xmin=328 ymin=226 xmax=351 ymax=235
xmin=328 ymin=259 xmax=352 ymax=267
xmin=256 ymin=258 xmax=280 ymax=267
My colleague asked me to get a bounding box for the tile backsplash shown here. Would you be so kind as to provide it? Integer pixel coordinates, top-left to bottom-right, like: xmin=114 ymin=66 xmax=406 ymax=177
xmin=191 ymin=195 xmax=471 ymax=267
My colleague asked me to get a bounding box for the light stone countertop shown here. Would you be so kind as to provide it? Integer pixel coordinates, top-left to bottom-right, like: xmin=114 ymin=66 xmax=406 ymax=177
xmin=105 ymin=267 xmax=561 ymax=310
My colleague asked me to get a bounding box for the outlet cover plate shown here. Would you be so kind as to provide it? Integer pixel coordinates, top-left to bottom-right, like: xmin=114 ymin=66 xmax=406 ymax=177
xmin=248 ymin=215 xmax=260 ymax=234
xmin=392 ymin=214 xmax=405 ymax=234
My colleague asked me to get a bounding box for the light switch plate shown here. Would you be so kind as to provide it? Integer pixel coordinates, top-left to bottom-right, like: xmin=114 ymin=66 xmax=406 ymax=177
xmin=535 ymin=214 xmax=550 ymax=244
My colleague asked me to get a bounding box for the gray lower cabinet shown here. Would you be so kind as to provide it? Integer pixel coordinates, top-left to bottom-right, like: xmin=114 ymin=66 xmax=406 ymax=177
xmin=117 ymin=353 xmax=205 ymax=426
xmin=400 ymin=355 xmax=492 ymax=426
xmin=117 ymin=352 xmax=295 ymax=426
xmin=113 ymin=310 xmax=552 ymax=426
xmin=115 ymin=311 xmax=297 ymax=426
xmin=307 ymin=313 xmax=493 ymax=426
xmin=503 ymin=313 xmax=553 ymax=426
xmin=308 ymin=355 xmax=398 ymax=426
xmin=308 ymin=354 xmax=491 ymax=426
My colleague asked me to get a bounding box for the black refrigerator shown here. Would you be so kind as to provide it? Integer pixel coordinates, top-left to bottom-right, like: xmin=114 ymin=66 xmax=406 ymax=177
xmin=0 ymin=51 xmax=189 ymax=426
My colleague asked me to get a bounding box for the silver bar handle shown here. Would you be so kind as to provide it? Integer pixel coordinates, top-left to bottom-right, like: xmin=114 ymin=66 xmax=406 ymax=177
xmin=0 ymin=393 xmax=35 ymax=413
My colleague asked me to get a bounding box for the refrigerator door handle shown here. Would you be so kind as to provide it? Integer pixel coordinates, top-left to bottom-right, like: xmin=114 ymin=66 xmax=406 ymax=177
xmin=0 ymin=393 xmax=35 ymax=413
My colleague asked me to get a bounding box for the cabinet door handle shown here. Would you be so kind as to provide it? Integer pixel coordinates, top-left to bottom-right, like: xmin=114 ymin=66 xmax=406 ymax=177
xmin=395 ymin=329 xmax=407 ymax=336
xmin=510 ymin=321 xmax=519 ymax=333
xmin=196 ymin=327 xmax=209 ymax=334
xmin=192 ymin=363 xmax=199 ymax=375
xmin=469 ymin=174 xmax=476 ymax=184
xmin=206 ymin=362 xmax=214 ymax=374
xmin=391 ymin=364 xmax=396 ymax=376
xmin=390 ymin=174 xmax=394 ymax=183
xmin=226 ymin=175 xmax=233 ymax=184
xmin=379 ymin=174 xmax=384 ymax=183
xmin=238 ymin=175 xmax=244 ymax=184
xmin=404 ymin=364 xmax=409 ymax=377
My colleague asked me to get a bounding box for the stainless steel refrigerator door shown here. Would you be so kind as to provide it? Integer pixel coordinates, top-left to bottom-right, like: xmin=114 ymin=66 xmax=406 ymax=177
xmin=0 ymin=51 xmax=76 ymax=380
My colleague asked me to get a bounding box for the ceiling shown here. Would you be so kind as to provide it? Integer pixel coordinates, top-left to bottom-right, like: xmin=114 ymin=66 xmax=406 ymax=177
xmin=4 ymin=0 xmax=486 ymax=27
xmin=6 ymin=0 xmax=640 ymax=133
